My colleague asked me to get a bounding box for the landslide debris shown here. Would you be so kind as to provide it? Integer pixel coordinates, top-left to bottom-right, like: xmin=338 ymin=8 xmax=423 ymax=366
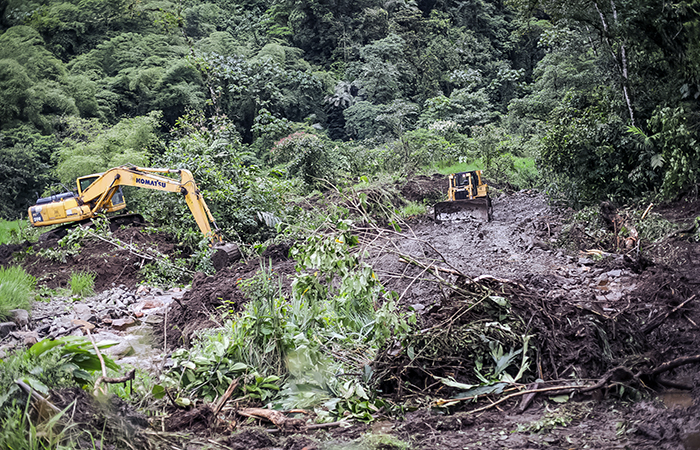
xmin=1 ymin=177 xmax=699 ymax=450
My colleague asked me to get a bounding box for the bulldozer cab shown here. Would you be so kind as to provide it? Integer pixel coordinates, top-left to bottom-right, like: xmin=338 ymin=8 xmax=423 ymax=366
xmin=450 ymin=171 xmax=481 ymax=200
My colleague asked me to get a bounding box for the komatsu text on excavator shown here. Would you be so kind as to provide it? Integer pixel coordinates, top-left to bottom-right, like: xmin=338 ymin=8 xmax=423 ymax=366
xmin=28 ymin=166 xmax=223 ymax=243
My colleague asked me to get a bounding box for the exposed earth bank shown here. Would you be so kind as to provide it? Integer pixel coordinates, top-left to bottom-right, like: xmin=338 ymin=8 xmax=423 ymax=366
xmin=2 ymin=180 xmax=700 ymax=449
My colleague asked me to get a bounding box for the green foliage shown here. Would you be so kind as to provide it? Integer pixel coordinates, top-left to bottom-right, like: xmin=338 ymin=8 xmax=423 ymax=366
xmin=0 ymin=220 xmax=23 ymax=245
xmin=0 ymin=336 xmax=119 ymax=419
xmin=516 ymin=408 xmax=573 ymax=433
xmin=0 ymin=266 xmax=35 ymax=321
xmin=361 ymin=433 xmax=410 ymax=450
xmin=539 ymin=108 xmax=637 ymax=206
xmin=251 ymin=108 xmax=293 ymax=157
xmin=0 ymin=400 xmax=75 ymax=450
xmin=0 ymin=128 xmax=58 ymax=220
xmin=190 ymin=50 xmax=328 ymax=141
xmin=163 ymin=231 xmax=411 ymax=419
xmin=629 ymin=107 xmax=700 ymax=198
xmin=272 ymin=132 xmax=334 ymax=188
xmin=0 ymin=26 xmax=78 ymax=132
xmin=55 ymin=112 xmax=160 ymax=184
xmin=399 ymin=202 xmax=427 ymax=218
xmin=343 ymin=101 xmax=382 ymax=140
xmin=0 ymin=0 xmax=697 ymax=225
xmin=0 ymin=220 xmax=40 ymax=246
xmin=69 ymin=271 xmax=95 ymax=298
xmin=143 ymin=112 xmax=281 ymax=243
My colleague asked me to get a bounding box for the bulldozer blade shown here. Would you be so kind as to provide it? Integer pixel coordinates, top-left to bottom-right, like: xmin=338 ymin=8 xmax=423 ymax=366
xmin=434 ymin=197 xmax=493 ymax=223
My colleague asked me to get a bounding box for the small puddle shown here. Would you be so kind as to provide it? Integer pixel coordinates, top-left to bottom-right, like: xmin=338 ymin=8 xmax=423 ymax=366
xmin=685 ymin=432 xmax=700 ymax=450
xmin=658 ymin=391 xmax=694 ymax=409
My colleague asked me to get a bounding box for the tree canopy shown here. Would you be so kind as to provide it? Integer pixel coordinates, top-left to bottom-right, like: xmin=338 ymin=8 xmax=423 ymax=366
xmin=0 ymin=0 xmax=698 ymax=222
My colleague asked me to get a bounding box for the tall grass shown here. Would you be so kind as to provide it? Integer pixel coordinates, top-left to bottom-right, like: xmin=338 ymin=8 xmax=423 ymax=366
xmin=0 ymin=266 xmax=35 ymax=320
xmin=433 ymin=160 xmax=484 ymax=175
xmin=0 ymin=220 xmax=22 ymax=245
xmin=69 ymin=271 xmax=96 ymax=298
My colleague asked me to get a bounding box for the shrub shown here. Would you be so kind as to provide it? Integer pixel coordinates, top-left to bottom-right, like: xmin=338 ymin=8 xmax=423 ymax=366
xmin=272 ymin=132 xmax=334 ymax=189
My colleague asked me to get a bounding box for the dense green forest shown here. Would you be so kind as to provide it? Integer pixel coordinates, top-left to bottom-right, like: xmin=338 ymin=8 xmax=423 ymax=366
xmin=1 ymin=0 xmax=699 ymax=241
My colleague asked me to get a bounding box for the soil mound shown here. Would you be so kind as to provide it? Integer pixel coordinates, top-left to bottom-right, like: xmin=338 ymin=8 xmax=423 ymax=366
xmin=163 ymin=243 xmax=296 ymax=348
xmin=398 ymin=173 xmax=444 ymax=204
xmin=17 ymin=225 xmax=179 ymax=291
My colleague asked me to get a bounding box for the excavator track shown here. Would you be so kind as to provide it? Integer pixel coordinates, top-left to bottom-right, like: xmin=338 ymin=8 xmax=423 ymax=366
xmin=39 ymin=214 xmax=145 ymax=241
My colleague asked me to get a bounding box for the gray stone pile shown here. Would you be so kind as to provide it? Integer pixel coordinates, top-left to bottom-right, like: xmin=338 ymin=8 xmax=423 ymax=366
xmin=0 ymin=284 xmax=185 ymax=373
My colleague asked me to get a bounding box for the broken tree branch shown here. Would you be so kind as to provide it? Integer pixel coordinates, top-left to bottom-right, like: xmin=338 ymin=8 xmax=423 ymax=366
xmin=237 ymin=407 xmax=306 ymax=431
xmin=642 ymin=294 xmax=696 ymax=334
xmin=649 ymin=354 xmax=700 ymax=377
xmin=15 ymin=379 xmax=61 ymax=414
xmin=213 ymin=378 xmax=239 ymax=416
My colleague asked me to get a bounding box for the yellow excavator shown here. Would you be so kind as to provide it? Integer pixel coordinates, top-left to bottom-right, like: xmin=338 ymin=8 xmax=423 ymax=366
xmin=434 ymin=170 xmax=493 ymax=222
xmin=28 ymin=165 xmax=223 ymax=243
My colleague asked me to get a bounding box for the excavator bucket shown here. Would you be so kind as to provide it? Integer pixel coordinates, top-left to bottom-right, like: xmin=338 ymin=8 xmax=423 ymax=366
xmin=434 ymin=196 xmax=493 ymax=223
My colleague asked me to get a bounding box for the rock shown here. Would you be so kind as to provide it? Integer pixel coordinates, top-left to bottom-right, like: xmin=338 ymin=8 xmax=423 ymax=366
xmin=9 ymin=309 xmax=29 ymax=328
xmin=144 ymin=315 xmax=163 ymax=325
xmin=0 ymin=322 xmax=17 ymax=338
xmin=136 ymin=285 xmax=150 ymax=296
xmin=71 ymin=319 xmax=95 ymax=333
xmin=112 ymin=317 xmax=137 ymax=331
xmin=11 ymin=330 xmax=39 ymax=346
xmin=35 ymin=324 xmax=51 ymax=337
xmin=54 ymin=316 xmax=74 ymax=330
xmin=606 ymin=269 xmax=622 ymax=278
xmin=139 ymin=299 xmax=163 ymax=310
xmin=71 ymin=304 xmax=92 ymax=321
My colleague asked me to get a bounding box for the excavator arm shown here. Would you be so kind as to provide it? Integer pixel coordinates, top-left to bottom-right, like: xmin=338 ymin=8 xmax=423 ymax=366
xmin=80 ymin=166 xmax=223 ymax=243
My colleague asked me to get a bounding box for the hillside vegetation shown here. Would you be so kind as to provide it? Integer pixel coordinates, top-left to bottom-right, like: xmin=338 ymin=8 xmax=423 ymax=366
xmin=1 ymin=0 xmax=699 ymax=240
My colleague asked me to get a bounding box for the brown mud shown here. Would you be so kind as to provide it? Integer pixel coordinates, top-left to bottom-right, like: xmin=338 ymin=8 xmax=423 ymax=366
xmin=2 ymin=179 xmax=700 ymax=449
xmin=3 ymin=225 xmax=179 ymax=292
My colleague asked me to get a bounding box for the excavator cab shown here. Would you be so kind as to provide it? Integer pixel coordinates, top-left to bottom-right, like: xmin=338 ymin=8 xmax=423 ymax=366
xmin=77 ymin=174 xmax=126 ymax=213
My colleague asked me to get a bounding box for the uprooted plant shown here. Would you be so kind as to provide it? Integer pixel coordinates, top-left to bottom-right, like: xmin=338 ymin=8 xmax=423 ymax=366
xmin=158 ymin=228 xmax=413 ymax=422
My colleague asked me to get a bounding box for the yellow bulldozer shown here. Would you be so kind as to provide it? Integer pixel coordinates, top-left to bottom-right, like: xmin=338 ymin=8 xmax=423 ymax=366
xmin=434 ymin=170 xmax=493 ymax=222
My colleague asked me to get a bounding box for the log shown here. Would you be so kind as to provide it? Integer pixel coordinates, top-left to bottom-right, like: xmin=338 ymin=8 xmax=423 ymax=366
xmin=212 ymin=243 xmax=242 ymax=271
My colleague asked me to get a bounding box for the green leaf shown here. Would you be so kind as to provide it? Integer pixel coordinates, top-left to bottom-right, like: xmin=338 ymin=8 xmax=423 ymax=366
xmin=175 ymin=397 xmax=191 ymax=407
xmin=181 ymin=361 xmax=196 ymax=370
xmin=434 ymin=376 xmax=475 ymax=391
xmin=18 ymin=377 xmax=49 ymax=396
xmin=152 ymin=385 xmax=166 ymax=399
xmin=29 ymin=339 xmax=64 ymax=357
xmin=453 ymin=383 xmax=507 ymax=399
xmin=550 ymin=394 xmax=569 ymax=403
